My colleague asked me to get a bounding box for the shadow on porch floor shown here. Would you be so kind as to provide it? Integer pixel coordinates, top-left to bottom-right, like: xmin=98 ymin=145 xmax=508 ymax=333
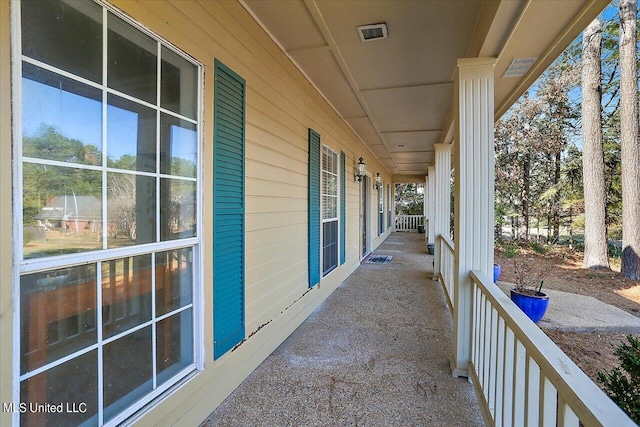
xmin=202 ymin=232 xmax=483 ymax=426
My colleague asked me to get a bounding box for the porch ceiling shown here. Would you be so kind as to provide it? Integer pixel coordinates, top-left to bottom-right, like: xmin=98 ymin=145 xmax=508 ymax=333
xmin=241 ymin=0 xmax=608 ymax=178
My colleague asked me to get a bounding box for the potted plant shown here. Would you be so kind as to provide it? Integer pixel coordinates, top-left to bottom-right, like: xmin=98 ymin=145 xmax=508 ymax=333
xmin=493 ymin=264 xmax=501 ymax=282
xmin=510 ymin=258 xmax=549 ymax=323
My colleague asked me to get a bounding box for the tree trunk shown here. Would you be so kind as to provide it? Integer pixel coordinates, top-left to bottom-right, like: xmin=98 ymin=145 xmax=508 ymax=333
xmin=619 ymin=0 xmax=640 ymax=279
xmin=581 ymin=17 xmax=610 ymax=269
xmin=569 ymin=205 xmax=574 ymax=249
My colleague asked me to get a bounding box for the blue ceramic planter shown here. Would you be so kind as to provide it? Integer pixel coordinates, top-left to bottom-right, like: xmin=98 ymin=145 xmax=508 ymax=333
xmin=493 ymin=264 xmax=501 ymax=282
xmin=510 ymin=289 xmax=549 ymax=323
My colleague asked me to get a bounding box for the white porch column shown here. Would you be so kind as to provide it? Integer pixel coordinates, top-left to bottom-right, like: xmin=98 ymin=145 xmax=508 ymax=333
xmin=423 ymin=175 xmax=429 ymax=240
xmin=427 ymin=166 xmax=435 ymax=244
xmin=433 ymin=143 xmax=452 ymax=279
xmin=451 ymin=58 xmax=496 ymax=377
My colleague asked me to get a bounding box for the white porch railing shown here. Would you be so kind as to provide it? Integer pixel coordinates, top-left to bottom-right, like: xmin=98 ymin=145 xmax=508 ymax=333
xmin=468 ymin=270 xmax=634 ymax=426
xmin=395 ymin=215 xmax=424 ymax=231
xmin=437 ymin=234 xmax=455 ymax=313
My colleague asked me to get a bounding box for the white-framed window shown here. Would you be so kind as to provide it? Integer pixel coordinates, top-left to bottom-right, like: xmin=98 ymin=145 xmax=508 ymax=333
xmin=321 ymin=146 xmax=339 ymax=276
xmin=14 ymin=0 xmax=202 ymax=425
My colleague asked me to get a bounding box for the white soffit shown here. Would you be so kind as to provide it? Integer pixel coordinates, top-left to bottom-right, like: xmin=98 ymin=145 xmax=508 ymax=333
xmin=316 ymin=0 xmax=481 ymax=89
xmin=345 ymin=117 xmax=383 ymax=145
xmin=291 ymin=49 xmax=366 ymax=118
xmin=362 ymin=84 xmax=452 ymax=132
xmin=368 ymin=144 xmax=392 ymax=160
xmin=383 ymin=131 xmax=440 ymax=152
xmin=380 ymin=158 xmax=398 ymax=172
xmin=243 ymin=0 xmax=325 ymax=51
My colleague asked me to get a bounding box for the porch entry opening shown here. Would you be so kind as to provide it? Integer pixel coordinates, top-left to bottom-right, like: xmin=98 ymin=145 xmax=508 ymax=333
xmin=16 ymin=0 xmax=201 ymax=425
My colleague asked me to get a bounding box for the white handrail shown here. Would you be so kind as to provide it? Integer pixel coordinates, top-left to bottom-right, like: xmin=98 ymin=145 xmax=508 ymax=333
xmin=438 ymin=234 xmax=455 ymax=313
xmin=468 ymin=270 xmax=635 ymax=427
xmin=395 ymin=214 xmax=424 ymax=231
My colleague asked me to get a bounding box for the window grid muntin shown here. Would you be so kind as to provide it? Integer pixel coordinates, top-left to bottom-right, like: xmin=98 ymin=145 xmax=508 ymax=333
xmin=16 ymin=0 xmax=201 ymax=424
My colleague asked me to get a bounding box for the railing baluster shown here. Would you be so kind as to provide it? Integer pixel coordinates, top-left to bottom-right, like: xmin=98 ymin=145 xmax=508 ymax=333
xmin=488 ymin=307 xmax=498 ymax=418
xmin=513 ymin=341 xmax=526 ymax=426
xmin=476 ymin=293 xmax=486 ymax=393
xmin=540 ymin=374 xmax=557 ymax=426
xmin=558 ymin=398 xmax=580 ymax=427
xmin=483 ymin=295 xmax=491 ymax=398
xmin=526 ymin=355 xmax=540 ymax=426
xmin=503 ymin=328 xmax=515 ymax=427
xmin=494 ymin=316 xmax=505 ymax=426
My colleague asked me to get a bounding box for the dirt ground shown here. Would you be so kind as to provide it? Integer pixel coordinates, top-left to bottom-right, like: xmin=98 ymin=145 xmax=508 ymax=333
xmin=494 ymin=244 xmax=640 ymax=385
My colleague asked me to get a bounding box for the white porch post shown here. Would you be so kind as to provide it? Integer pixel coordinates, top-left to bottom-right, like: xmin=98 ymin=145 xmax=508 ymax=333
xmin=451 ymin=58 xmax=496 ymax=377
xmin=427 ymin=166 xmax=436 ymax=245
xmin=423 ymin=175 xmax=429 ymax=240
xmin=433 ymin=143 xmax=452 ymax=280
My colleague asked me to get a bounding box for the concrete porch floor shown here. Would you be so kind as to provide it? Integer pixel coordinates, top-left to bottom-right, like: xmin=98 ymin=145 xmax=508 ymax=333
xmin=201 ymin=232 xmax=484 ymax=426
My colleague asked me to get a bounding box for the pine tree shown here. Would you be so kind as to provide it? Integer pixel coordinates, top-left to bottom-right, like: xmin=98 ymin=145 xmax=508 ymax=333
xmin=619 ymin=0 xmax=640 ymax=279
xmin=581 ymin=17 xmax=610 ymax=269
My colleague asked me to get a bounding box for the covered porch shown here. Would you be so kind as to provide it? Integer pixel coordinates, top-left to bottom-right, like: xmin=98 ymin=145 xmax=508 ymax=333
xmin=204 ymin=232 xmax=484 ymax=426
xmin=205 ymin=231 xmax=633 ymax=426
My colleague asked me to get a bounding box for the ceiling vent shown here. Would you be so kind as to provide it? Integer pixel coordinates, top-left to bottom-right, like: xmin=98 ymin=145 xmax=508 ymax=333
xmin=503 ymin=58 xmax=537 ymax=78
xmin=357 ymin=23 xmax=388 ymax=42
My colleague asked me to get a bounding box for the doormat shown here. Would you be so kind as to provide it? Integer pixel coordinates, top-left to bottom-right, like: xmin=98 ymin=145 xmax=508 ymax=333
xmin=365 ymin=255 xmax=393 ymax=264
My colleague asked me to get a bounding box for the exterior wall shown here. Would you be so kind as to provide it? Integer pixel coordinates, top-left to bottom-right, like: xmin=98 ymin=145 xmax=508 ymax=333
xmin=0 ymin=0 xmax=392 ymax=425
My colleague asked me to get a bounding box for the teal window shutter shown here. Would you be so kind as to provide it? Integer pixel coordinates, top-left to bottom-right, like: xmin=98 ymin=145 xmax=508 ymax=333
xmin=340 ymin=151 xmax=346 ymax=265
xmin=308 ymin=129 xmax=321 ymax=287
xmin=213 ymin=60 xmax=245 ymax=359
